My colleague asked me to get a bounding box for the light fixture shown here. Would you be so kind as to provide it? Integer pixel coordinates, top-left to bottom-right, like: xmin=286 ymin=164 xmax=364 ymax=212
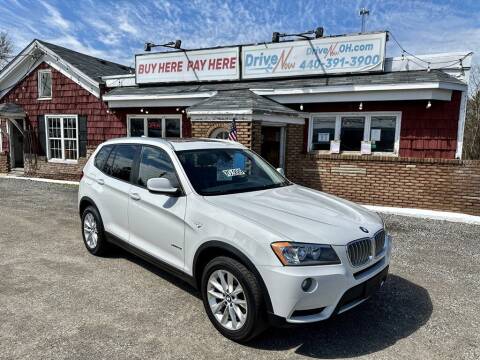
xmin=272 ymin=27 xmax=324 ymax=43
xmin=145 ymin=110 xmax=149 ymax=114
xmin=144 ymin=39 xmax=182 ymax=52
xmin=176 ymin=108 xmax=180 ymax=111
xmin=359 ymin=102 xmax=363 ymax=110
xmin=426 ymin=101 xmax=432 ymax=109
xmin=427 ymin=63 xmax=431 ymax=72
xmin=300 ymin=104 xmax=304 ymax=111
xmin=140 ymin=108 xmax=144 ymax=113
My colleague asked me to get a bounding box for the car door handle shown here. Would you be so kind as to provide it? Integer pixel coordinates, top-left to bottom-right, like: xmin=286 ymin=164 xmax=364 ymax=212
xmin=96 ymin=178 xmax=105 ymax=185
xmin=130 ymin=192 xmax=141 ymax=201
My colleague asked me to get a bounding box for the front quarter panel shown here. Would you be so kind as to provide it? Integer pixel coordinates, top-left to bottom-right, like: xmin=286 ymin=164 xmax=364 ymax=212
xmin=183 ymin=194 xmax=283 ymax=276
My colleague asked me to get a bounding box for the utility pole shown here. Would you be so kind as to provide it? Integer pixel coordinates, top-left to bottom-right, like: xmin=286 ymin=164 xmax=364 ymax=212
xmin=359 ymin=8 xmax=370 ymax=33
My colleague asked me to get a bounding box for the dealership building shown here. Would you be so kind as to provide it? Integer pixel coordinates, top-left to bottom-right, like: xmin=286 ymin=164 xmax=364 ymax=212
xmin=0 ymin=32 xmax=479 ymax=215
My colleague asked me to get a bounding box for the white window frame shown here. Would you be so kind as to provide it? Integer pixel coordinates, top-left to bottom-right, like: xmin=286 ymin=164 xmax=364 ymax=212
xmin=127 ymin=114 xmax=183 ymax=138
xmin=308 ymin=111 xmax=402 ymax=156
xmin=37 ymin=69 xmax=52 ymax=100
xmin=45 ymin=114 xmax=79 ymax=163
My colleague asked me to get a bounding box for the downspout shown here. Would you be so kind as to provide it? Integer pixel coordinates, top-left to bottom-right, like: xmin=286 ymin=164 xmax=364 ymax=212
xmin=455 ymin=90 xmax=467 ymax=159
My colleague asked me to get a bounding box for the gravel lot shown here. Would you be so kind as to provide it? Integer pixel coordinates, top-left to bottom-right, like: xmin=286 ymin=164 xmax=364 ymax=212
xmin=0 ymin=177 xmax=479 ymax=360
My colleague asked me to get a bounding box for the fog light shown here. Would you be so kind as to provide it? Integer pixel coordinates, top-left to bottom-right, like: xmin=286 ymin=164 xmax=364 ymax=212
xmin=301 ymin=278 xmax=313 ymax=292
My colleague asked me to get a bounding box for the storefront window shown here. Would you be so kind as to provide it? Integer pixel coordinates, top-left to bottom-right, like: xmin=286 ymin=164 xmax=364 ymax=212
xmin=370 ymin=116 xmax=396 ymax=152
xmin=130 ymin=118 xmax=145 ymax=137
xmin=340 ymin=116 xmax=365 ymax=151
xmin=309 ymin=112 xmax=400 ymax=154
xmin=128 ymin=116 xmax=182 ymax=138
xmin=311 ymin=117 xmax=336 ymax=150
xmin=147 ymin=118 xmax=162 ymax=137
xmin=165 ymin=118 xmax=181 ymax=137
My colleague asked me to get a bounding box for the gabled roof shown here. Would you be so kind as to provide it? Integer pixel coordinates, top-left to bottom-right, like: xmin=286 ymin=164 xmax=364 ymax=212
xmin=187 ymin=89 xmax=300 ymax=116
xmin=36 ymin=40 xmax=133 ymax=81
xmin=0 ymin=39 xmax=133 ymax=99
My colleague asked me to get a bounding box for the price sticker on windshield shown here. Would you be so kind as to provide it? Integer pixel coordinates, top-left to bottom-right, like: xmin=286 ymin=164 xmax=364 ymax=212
xmin=222 ymin=168 xmax=246 ymax=177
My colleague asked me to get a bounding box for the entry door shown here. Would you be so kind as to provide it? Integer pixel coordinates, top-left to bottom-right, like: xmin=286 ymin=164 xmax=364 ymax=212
xmin=9 ymin=120 xmax=24 ymax=168
xmin=260 ymin=126 xmax=285 ymax=168
xmin=128 ymin=145 xmax=186 ymax=271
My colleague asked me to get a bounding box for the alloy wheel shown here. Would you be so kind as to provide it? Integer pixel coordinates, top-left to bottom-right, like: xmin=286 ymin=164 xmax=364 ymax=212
xmin=83 ymin=213 xmax=98 ymax=249
xmin=207 ymin=269 xmax=248 ymax=330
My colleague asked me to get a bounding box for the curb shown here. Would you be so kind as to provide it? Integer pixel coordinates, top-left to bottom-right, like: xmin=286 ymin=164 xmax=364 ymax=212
xmin=363 ymin=205 xmax=480 ymax=225
xmin=0 ymin=174 xmax=80 ymax=186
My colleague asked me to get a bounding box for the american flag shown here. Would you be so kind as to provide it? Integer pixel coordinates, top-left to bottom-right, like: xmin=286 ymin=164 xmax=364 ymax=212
xmin=228 ymin=118 xmax=238 ymax=141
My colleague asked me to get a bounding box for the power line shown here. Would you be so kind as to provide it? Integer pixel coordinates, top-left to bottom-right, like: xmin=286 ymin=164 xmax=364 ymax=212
xmin=388 ymin=31 xmax=473 ymax=70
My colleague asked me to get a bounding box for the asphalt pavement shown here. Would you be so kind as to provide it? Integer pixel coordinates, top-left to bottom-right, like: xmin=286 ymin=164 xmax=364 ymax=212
xmin=0 ymin=178 xmax=479 ymax=359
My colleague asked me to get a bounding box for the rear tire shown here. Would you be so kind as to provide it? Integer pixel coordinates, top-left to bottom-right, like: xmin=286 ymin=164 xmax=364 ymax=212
xmin=81 ymin=205 xmax=109 ymax=256
xmin=201 ymin=256 xmax=267 ymax=342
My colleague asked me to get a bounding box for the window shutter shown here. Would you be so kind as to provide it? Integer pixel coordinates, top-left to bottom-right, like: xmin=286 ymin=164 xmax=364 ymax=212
xmin=37 ymin=115 xmax=46 ymax=156
xmin=78 ymin=115 xmax=88 ymax=157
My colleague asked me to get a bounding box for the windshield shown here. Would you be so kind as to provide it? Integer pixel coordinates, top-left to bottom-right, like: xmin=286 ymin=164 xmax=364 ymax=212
xmin=176 ymin=148 xmax=290 ymax=196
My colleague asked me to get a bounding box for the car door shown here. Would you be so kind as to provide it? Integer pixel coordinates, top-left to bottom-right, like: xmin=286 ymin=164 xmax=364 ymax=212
xmin=128 ymin=145 xmax=186 ymax=270
xmin=96 ymin=144 xmax=139 ymax=242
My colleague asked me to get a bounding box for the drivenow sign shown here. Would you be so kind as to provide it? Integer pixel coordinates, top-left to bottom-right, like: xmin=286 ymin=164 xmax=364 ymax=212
xmin=242 ymin=32 xmax=387 ymax=79
xmin=136 ymin=47 xmax=240 ymax=84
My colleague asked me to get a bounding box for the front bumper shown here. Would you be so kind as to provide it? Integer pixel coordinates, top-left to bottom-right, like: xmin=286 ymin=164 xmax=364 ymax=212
xmin=258 ymin=235 xmax=392 ymax=323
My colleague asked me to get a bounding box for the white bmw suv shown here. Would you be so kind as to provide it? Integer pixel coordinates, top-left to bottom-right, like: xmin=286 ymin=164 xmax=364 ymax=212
xmin=78 ymin=137 xmax=391 ymax=342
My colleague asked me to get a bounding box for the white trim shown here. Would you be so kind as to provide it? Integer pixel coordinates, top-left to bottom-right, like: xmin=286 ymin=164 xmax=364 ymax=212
xmin=362 ymin=205 xmax=480 ymax=225
xmin=103 ymin=91 xmax=216 ymax=101
xmin=308 ymin=111 xmax=402 ymax=155
xmin=253 ymin=114 xmax=305 ymax=124
xmin=252 ymin=82 xmax=467 ymax=96
xmin=188 ymin=109 xmax=253 ymax=115
xmin=126 ymin=114 xmax=183 ymax=138
xmin=45 ymin=114 xmax=79 ymax=163
xmin=455 ymin=91 xmax=467 ymax=159
xmin=37 ymin=69 xmax=52 ymax=99
xmin=0 ymin=126 xmax=3 ymax=152
xmin=0 ymin=40 xmax=102 ymax=99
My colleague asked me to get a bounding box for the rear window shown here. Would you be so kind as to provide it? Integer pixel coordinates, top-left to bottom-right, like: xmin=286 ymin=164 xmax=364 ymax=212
xmin=94 ymin=145 xmax=113 ymax=171
xmin=104 ymin=144 xmax=139 ymax=182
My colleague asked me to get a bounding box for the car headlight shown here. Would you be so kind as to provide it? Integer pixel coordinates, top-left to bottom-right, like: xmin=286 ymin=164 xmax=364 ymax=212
xmin=271 ymin=242 xmax=341 ymax=266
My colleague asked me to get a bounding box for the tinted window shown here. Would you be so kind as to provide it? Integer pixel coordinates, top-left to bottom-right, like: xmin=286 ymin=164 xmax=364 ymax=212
xmin=137 ymin=146 xmax=178 ymax=187
xmin=109 ymin=145 xmax=138 ymax=182
xmin=94 ymin=145 xmax=113 ymax=171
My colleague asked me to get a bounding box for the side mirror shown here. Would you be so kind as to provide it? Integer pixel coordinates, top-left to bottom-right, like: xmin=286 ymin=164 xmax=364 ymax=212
xmin=146 ymin=177 xmax=180 ymax=195
xmin=276 ymin=167 xmax=285 ymax=176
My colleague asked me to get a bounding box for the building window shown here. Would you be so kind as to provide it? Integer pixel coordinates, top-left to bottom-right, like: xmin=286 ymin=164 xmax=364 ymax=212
xmin=45 ymin=115 xmax=78 ymax=161
xmin=127 ymin=115 xmax=182 ymax=138
xmin=209 ymin=127 xmax=229 ymax=140
xmin=309 ymin=112 xmax=401 ymax=154
xmin=38 ymin=70 xmax=52 ymax=99
xmin=340 ymin=116 xmax=365 ymax=151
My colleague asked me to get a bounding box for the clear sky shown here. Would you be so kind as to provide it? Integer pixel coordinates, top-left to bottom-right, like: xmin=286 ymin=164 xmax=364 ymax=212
xmin=0 ymin=0 xmax=478 ymax=67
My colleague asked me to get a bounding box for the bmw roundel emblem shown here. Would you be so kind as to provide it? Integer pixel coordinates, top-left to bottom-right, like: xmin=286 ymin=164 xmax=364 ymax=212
xmin=360 ymin=226 xmax=369 ymax=233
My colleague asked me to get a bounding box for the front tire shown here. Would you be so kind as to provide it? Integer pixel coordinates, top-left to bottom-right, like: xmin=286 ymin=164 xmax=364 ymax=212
xmin=201 ymin=256 xmax=267 ymax=342
xmin=81 ymin=205 xmax=108 ymax=256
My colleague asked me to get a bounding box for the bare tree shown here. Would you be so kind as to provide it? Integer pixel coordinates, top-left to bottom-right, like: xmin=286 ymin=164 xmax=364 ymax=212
xmin=0 ymin=31 xmax=13 ymax=70
xmin=463 ymin=65 xmax=480 ymax=159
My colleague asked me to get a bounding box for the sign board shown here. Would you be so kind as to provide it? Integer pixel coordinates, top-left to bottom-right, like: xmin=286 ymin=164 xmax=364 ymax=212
xmin=242 ymin=32 xmax=386 ymax=79
xmin=136 ymin=47 xmax=240 ymax=84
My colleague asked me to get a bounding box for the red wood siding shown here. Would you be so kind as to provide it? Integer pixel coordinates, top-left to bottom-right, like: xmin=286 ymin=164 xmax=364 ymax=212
xmin=298 ymin=92 xmax=461 ymax=159
xmin=0 ymin=62 xmax=192 ymax=149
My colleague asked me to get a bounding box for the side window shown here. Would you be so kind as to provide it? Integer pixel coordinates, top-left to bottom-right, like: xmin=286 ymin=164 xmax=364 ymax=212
xmin=94 ymin=145 xmax=113 ymax=171
xmin=137 ymin=146 xmax=179 ymax=188
xmin=109 ymin=144 xmax=138 ymax=182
